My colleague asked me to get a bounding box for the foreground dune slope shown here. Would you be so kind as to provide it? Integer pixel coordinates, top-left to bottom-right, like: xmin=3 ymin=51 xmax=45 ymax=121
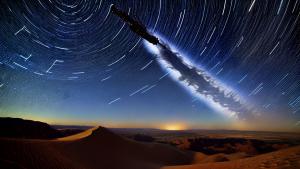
xmin=0 ymin=126 xmax=192 ymax=169
xmin=162 ymin=145 xmax=300 ymax=169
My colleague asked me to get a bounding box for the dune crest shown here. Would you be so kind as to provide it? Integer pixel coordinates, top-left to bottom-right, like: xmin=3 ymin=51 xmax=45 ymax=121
xmin=55 ymin=126 xmax=99 ymax=141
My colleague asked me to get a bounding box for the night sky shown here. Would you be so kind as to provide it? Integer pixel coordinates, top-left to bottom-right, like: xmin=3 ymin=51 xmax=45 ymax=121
xmin=0 ymin=0 xmax=299 ymax=131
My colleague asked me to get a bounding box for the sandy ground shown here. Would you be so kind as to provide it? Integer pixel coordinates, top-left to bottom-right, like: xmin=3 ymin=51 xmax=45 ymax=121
xmin=0 ymin=126 xmax=299 ymax=169
xmin=162 ymin=145 xmax=300 ymax=169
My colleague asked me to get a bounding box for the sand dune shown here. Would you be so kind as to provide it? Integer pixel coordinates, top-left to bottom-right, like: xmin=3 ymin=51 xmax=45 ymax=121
xmin=0 ymin=126 xmax=192 ymax=169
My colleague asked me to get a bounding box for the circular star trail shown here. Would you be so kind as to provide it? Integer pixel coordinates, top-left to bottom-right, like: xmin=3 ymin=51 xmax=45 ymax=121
xmin=0 ymin=0 xmax=300 ymax=125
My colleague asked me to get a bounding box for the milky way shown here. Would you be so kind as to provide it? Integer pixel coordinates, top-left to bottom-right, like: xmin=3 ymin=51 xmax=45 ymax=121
xmin=145 ymin=39 xmax=251 ymax=119
xmin=0 ymin=0 xmax=300 ymax=125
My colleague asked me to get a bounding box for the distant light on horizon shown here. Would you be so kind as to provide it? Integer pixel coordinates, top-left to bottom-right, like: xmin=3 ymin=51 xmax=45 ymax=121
xmin=162 ymin=123 xmax=187 ymax=131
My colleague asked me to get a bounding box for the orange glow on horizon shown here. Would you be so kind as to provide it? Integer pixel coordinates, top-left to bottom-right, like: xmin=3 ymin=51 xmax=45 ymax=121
xmin=162 ymin=123 xmax=187 ymax=131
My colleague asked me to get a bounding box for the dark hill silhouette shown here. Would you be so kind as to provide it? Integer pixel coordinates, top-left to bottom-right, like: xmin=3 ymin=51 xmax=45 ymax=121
xmin=0 ymin=117 xmax=61 ymax=139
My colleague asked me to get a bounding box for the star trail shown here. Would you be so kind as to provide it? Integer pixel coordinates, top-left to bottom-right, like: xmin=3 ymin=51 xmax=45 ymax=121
xmin=0 ymin=0 xmax=299 ymax=131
